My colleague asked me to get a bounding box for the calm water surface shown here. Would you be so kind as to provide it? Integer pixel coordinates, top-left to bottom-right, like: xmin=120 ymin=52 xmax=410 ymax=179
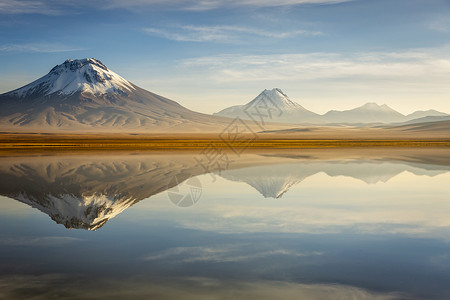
xmin=0 ymin=148 xmax=449 ymax=300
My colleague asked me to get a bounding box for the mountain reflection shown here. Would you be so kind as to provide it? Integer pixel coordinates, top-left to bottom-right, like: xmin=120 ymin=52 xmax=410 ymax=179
xmin=0 ymin=154 xmax=203 ymax=230
xmin=0 ymin=149 xmax=449 ymax=230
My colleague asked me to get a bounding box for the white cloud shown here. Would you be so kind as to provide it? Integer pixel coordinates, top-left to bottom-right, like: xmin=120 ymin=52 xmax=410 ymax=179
xmin=143 ymin=25 xmax=320 ymax=43
xmin=0 ymin=43 xmax=85 ymax=53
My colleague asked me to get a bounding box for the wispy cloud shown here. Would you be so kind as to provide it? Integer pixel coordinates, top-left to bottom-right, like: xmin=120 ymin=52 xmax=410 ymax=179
xmin=0 ymin=0 xmax=352 ymax=14
xmin=143 ymin=25 xmax=321 ymax=43
xmin=0 ymin=43 xmax=85 ymax=53
xmin=0 ymin=0 xmax=62 ymax=14
xmin=180 ymin=47 xmax=450 ymax=82
xmin=106 ymin=0 xmax=352 ymax=11
xmin=143 ymin=244 xmax=322 ymax=263
xmin=429 ymin=16 xmax=450 ymax=33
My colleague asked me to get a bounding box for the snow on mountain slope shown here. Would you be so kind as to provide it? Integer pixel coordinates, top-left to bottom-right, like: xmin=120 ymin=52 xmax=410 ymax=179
xmin=214 ymin=88 xmax=321 ymax=125
xmin=6 ymin=58 xmax=135 ymax=98
xmin=249 ymin=88 xmax=306 ymax=112
xmin=0 ymin=58 xmax=229 ymax=132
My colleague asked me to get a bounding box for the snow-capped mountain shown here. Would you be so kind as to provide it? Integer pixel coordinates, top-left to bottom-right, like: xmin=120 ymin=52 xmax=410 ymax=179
xmin=6 ymin=58 xmax=134 ymax=98
xmin=0 ymin=58 xmax=228 ymax=132
xmin=215 ymin=89 xmax=448 ymax=125
xmin=214 ymin=88 xmax=321 ymax=125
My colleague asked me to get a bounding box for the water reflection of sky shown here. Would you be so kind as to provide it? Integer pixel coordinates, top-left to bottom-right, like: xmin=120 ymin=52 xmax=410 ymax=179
xmin=0 ymin=151 xmax=450 ymax=299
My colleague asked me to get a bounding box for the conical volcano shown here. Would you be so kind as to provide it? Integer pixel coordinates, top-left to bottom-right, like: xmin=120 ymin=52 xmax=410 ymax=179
xmin=0 ymin=58 xmax=228 ymax=132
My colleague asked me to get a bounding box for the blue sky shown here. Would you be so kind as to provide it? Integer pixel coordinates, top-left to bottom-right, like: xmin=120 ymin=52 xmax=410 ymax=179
xmin=1 ymin=0 xmax=450 ymax=114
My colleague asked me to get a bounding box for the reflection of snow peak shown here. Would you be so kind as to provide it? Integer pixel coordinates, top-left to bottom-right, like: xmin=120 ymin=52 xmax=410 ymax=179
xmin=16 ymin=193 xmax=135 ymax=230
xmin=219 ymin=161 xmax=450 ymax=199
xmin=219 ymin=166 xmax=310 ymax=199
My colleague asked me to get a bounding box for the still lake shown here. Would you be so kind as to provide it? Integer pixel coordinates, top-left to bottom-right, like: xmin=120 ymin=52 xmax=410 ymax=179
xmin=0 ymin=148 xmax=449 ymax=300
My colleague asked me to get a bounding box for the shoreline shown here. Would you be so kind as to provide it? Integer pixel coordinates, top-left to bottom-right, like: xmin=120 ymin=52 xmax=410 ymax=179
xmin=1 ymin=132 xmax=449 ymax=150
xmin=1 ymin=139 xmax=449 ymax=150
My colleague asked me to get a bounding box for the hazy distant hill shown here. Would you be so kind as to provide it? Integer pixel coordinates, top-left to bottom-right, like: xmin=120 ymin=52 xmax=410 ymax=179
xmin=394 ymin=115 xmax=450 ymax=125
xmin=389 ymin=120 xmax=450 ymax=132
xmin=323 ymin=103 xmax=405 ymax=123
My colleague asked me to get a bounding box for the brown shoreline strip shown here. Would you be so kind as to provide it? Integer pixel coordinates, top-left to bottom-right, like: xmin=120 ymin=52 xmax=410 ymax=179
xmin=0 ymin=139 xmax=449 ymax=150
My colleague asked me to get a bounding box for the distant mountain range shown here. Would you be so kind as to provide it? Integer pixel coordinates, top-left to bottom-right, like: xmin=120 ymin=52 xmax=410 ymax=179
xmin=214 ymin=88 xmax=449 ymax=125
xmin=0 ymin=58 xmax=228 ymax=132
xmin=0 ymin=59 xmax=448 ymax=132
